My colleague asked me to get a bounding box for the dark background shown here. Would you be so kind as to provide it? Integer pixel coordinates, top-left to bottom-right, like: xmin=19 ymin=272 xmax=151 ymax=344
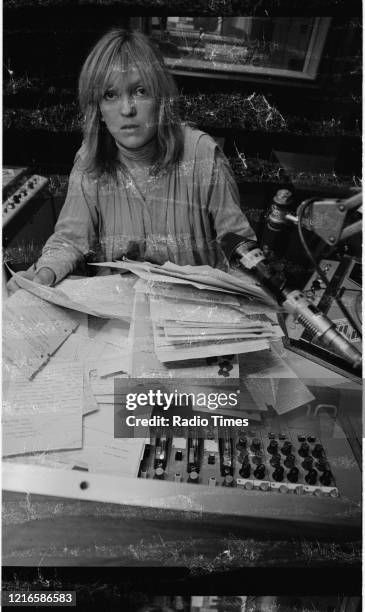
xmin=3 ymin=2 xmax=362 ymax=277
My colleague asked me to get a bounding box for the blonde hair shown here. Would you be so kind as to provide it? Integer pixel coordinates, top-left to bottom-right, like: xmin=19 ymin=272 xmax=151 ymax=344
xmin=78 ymin=28 xmax=183 ymax=176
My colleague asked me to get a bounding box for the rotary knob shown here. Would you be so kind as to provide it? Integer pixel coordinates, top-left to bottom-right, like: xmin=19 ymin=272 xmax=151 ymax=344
xmin=239 ymin=462 xmax=251 ymax=478
xmin=312 ymin=444 xmax=324 ymax=459
xmin=281 ymin=441 xmax=292 ymax=456
xmin=315 ymin=459 xmax=329 ymax=472
xmin=319 ymin=470 xmax=332 ymax=486
xmin=252 ymin=454 xmax=263 ymax=465
xmin=305 ymin=468 xmax=318 ymax=485
xmin=272 ymin=466 xmax=284 ymax=482
xmin=287 ymin=467 xmax=299 ymax=483
xmin=13 ymin=194 xmax=21 ymax=204
xmin=250 ymin=438 xmax=261 ymax=452
xmin=301 ymin=456 xmax=314 ymax=470
xmin=154 ymin=467 xmax=165 ymax=479
xmin=236 ymin=437 xmax=247 ymax=450
xmin=267 ymin=440 xmax=279 ymax=455
xmin=270 ymin=455 xmax=281 ymax=467
xmin=298 ymin=442 xmax=310 ymax=457
xmin=253 ymin=464 xmax=266 ymax=480
xmin=284 ymin=454 xmax=296 ymax=468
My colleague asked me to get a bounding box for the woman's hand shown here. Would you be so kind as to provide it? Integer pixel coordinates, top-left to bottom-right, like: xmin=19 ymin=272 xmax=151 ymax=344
xmin=7 ymin=267 xmax=56 ymax=295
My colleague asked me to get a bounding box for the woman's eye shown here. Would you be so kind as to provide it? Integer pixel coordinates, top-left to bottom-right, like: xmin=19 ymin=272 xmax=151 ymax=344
xmin=135 ymin=86 xmax=147 ymax=97
xmin=103 ymin=90 xmax=118 ymax=101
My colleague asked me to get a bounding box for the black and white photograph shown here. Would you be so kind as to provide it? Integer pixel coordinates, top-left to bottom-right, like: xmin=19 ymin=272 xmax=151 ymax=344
xmin=2 ymin=0 xmax=362 ymax=607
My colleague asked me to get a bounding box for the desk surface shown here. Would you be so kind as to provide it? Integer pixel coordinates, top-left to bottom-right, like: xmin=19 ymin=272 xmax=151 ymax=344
xmin=2 ymin=489 xmax=361 ymax=568
xmin=2 ymin=278 xmax=362 ymax=567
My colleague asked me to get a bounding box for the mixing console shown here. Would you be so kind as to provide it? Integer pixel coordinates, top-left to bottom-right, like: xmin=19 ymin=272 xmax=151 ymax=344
xmin=139 ymin=427 xmax=339 ymax=498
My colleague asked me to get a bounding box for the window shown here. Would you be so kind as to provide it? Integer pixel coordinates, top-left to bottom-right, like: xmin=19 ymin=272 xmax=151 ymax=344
xmin=151 ymin=17 xmax=331 ymax=81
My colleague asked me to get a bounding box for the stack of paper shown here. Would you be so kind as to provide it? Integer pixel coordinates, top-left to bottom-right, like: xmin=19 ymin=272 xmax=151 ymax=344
xmin=148 ymin=287 xmax=283 ymax=363
xmin=90 ymin=259 xmax=279 ymax=305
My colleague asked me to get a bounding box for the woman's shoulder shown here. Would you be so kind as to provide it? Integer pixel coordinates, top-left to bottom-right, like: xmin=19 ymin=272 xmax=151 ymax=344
xmin=73 ymin=143 xmax=88 ymax=170
xmin=181 ymin=123 xmax=219 ymax=163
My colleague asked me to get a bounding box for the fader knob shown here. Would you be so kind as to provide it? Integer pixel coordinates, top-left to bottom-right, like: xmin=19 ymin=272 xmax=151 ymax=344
xmin=254 ymin=464 xmax=266 ymax=480
xmin=305 ymin=469 xmax=318 ymax=485
xmin=224 ymin=474 xmax=234 ymax=486
xmin=312 ymin=444 xmax=324 ymax=459
xmin=281 ymin=441 xmax=292 ymax=456
xmin=298 ymin=442 xmax=310 ymax=457
xmin=272 ymin=466 xmax=284 ymax=482
xmin=267 ymin=440 xmax=279 ymax=455
xmin=287 ymin=467 xmax=299 ymax=483
xmin=154 ymin=467 xmax=165 ymax=479
xmin=319 ymin=470 xmax=333 ymax=486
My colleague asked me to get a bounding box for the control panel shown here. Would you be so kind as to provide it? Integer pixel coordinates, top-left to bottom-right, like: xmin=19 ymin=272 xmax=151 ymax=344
xmin=138 ymin=427 xmax=339 ymax=498
xmin=2 ymin=174 xmax=48 ymax=228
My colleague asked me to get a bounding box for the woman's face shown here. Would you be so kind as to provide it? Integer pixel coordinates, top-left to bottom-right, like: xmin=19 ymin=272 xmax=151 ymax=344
xmin=99 ymin=66 xmax=158 ymax=149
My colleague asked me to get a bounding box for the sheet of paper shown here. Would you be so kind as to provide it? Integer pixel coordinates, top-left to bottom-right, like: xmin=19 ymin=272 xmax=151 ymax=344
xmin=149 ymin=294 xmax=250 ymax=325
xmin=3 ymin=288 xmax=79 ymax=379
xmin=2 ymin=361 xmax=84 ymax=456
xmin=136 ymin=279 xmax=241 ymax=307
xmin=271 ymin=379 xmax=315 ymax=415
xmin=239 ymin=346 xmax=299 ymax=379
xmin=58 ymin=275 xmax=136 ymax=320
xmin=4 ymin=404 xmax=147 ymax=478
xmin=11 ymin=271 xmax=135 ymax=320
xmin=91 ymin=260 xmax=277 ymax=304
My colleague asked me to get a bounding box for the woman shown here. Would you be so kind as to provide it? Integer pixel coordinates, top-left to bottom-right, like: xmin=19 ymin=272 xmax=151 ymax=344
xmin=9 ymin=28 xmax=256 ymax=292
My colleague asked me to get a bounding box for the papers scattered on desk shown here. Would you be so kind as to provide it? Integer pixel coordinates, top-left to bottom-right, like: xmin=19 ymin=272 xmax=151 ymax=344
xmin=240 ymin=343 xmax=315 ymax=414
xmin=2 ymin=361 xmax=84 ymax=456
xmin=4 ymin=404 xmax=147 ymax=478
xmin=3 ymin=289 xmax=79 ymax=378
xmin=91 ymin=259 xmax=278 ymax=305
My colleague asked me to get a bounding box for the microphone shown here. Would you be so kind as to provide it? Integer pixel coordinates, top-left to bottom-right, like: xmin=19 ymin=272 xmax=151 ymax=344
xmin=261 ymin=189 xmax=294 ymax=256
xmin=221 ymin=233 xmax=362 ymax=370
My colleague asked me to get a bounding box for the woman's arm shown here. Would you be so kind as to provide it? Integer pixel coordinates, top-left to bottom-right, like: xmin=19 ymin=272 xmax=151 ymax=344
xmin=35 ymin=163 xmax=99 ymax=283
xmin=7 ymin=160 xmax=99 ymax=294
xmin=196 ymin=134 xmax=257 ymax=247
